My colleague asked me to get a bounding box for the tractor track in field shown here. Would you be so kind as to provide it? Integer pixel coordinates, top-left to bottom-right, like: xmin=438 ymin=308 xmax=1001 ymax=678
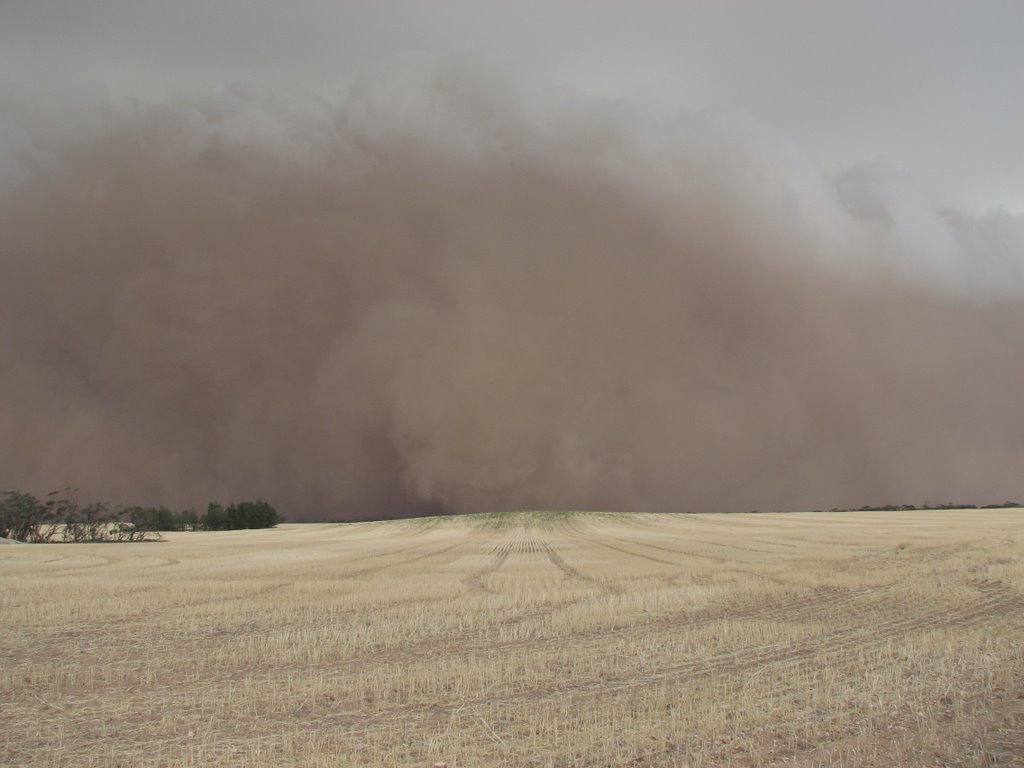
xmin=615 ymin=536 xmax=752 ymax=563
xmin=583 ymin=536 xmax=693 ymax=567
xmin=25 ymin=553 xmax=118 ymax=576
xmin=53 ymin=575 xmax=1020 ymax=734
xmin=464 ymin=540 xmax=513 ymax=594
xmin=339 ymin=539 xmax=465 ymax=579
xmin=491 ymin=537 xmax=604 ymax=586
xmin=145 ymin=537 xmax=452 ymax=581
xmin=597 ymin=530 xmax=971 ymax=590
xmin=579 ymin=527 xmax=810 ymax=568
xmin=35 ymin=539 xmax=473 ymax=639
xmin=537 ymin=540 xmax=594 ymax=584
xmin=183 ymin=575 xmax=1020 ymax=708
xmin=77 ymin=532 xmax=1011 ymax=682
xmin=9 ymin=511 xmax=1024 ymax=768
xmin=602 ymin=520 xmax=808 ymax=557
xmin=302 ymin=578 xmax=1024 ymax=736
xmin=465 ymin=536 xmax=608 ymax=593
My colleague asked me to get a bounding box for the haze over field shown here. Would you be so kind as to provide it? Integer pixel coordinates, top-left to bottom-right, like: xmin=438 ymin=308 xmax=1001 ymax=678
xmin=1 ymin=2 xmax=1022 ymax=518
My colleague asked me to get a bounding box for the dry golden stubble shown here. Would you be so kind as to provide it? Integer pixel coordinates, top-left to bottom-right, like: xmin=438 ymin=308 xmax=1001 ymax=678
xmin=1 ymin=509 xmax=1022 ymax=767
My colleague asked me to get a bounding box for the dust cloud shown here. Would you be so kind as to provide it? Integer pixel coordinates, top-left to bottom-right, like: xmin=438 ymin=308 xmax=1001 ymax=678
xmin=1 ymin=76 xmax=1022 ymax=518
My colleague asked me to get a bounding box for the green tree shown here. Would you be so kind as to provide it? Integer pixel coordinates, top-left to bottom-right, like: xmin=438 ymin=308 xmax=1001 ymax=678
xmin=0 ymin=492 xmax=51 ymax=541
xmin=206 ymin=499 xmax=281 ymax=530
xmin=180 ymin=508 xmax=199 ymax=530
xmin=203 ymin=502 xmax=227 ymax=530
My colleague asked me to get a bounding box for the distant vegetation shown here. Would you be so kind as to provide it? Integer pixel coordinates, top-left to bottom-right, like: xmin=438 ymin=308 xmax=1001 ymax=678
xmin=830 ymin=501 xmax=1021 ymax=513
xmin=197 ymin=500 xmax=281 ymax=531
xmin=0 ymin=489 xmax=281 ymax=543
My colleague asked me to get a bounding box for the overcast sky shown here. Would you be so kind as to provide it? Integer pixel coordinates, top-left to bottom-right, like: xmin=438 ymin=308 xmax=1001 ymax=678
xmin=1 ymin=0 xmax=1022 ymax=213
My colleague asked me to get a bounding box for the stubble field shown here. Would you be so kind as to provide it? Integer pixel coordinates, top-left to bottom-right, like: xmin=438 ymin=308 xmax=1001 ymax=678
xmin=2 ymin=509 xmax=1024 ymax=767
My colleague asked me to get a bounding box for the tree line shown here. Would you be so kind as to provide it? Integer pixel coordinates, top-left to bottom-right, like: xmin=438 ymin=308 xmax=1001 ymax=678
xmin=835 ymin=501 xmax=1021 ymax=512
xmin=0 ymin=489 xmax=281 ymax=543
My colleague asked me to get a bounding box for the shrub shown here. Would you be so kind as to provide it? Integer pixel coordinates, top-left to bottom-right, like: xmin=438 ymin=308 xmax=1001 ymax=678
xmin=0 ymin=491 xmax=54 ymax=542
xmin=124 ymin=506 xmax=189 ymax=532
xmin=62 ymin=499 xmax=112 ymax=542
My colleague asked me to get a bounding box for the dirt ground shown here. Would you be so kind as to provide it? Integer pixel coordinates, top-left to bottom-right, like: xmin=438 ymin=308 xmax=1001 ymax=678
xmin=2 ymin=509 xmax=1022 ymax=766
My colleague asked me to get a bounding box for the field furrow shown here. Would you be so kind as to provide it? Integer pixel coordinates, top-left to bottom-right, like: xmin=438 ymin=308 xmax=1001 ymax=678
xmin=2 ymin=509 xmax=1022 ymax=767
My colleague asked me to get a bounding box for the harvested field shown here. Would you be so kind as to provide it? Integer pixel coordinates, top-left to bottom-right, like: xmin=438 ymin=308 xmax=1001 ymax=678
xmin=2 ymin=510 xmax=1023 ymax=767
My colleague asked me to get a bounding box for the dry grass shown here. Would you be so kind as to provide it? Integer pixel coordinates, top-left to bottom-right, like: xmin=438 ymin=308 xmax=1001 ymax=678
xmin=2 ymin=509 xmax=1023 ymax=767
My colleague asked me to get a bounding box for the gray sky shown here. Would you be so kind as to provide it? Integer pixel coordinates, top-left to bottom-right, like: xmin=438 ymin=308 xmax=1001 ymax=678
xmin=1 ymin=0 xmax=1022 ymax=213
